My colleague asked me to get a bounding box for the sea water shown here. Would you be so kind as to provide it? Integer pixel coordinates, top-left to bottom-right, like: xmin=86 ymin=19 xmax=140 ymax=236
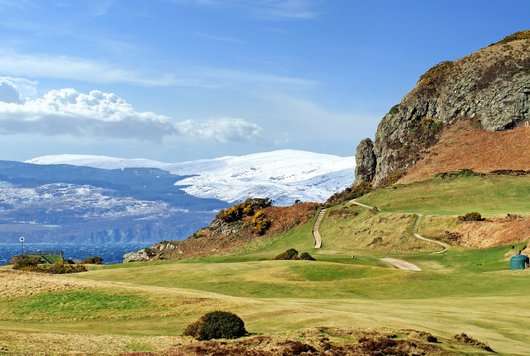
xmin=0 ymin=243 xmax=150 ymax=265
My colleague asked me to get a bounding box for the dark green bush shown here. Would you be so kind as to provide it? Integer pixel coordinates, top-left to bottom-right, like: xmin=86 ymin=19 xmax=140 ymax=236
xmin=299 ymin=252 xmax=316 ymax=261
xmin=82 ymin=256 xmax=103 ymax=264
xmin=458 ymin=212 xmax=484 ymax=222
xmin=275 ymin=248 xmax=299 ymax=260
xmin=184 ymin=311 xmax=247 ymax=340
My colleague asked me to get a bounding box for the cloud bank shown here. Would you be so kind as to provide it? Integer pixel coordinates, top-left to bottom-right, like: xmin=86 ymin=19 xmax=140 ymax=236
xmin=0 ymin=80 xmax=262 ymax=142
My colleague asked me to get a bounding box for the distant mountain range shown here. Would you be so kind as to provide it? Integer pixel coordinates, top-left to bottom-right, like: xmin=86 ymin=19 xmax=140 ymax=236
xmin=28 ymin=150 xmax=355 ymax=206
xmin=0 ymin=150 xmax=354 ymax=244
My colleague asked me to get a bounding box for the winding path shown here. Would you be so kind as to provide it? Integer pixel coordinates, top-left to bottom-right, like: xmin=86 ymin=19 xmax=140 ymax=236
xmin=412 ymin=214 xmax=450 ymax=254
xmin=312 ymin=208 xmax=326 ymax=249
xmin=347 ymin=199 xmax=449 ymax=271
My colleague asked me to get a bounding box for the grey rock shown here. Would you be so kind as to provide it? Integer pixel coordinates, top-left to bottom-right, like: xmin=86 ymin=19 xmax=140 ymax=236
xmin=355 ymin=138 xmax=376 ymax=183
xmin=123 ymin=249 xmax=152 ymax=263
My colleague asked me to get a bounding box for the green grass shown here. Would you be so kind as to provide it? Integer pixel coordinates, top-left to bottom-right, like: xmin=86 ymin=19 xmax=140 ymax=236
xmin=10 ymin=291 xmax=146 ymax=320
xmin=357 ymin=175 xmax=530 ymax=216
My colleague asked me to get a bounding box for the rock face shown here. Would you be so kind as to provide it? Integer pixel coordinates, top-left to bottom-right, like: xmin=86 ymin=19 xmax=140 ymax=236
xmin=356 ymin=31 xmax=530 ymax=186
xmin=354 ymin=138 xmax=376 ymax=183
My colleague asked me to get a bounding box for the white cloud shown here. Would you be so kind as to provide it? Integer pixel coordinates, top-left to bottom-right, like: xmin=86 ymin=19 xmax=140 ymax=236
xmin=0 ymin=50 xmax=177 ymax=87
xmin=0 ymin=86 xmax=263 ymax=142
xmin=175 ymin=118 xmax=262 ymax=143
xmin=0 ymin=50 xmax=314 ymax=89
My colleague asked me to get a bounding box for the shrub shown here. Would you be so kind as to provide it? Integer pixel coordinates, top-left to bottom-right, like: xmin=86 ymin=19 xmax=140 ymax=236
xmin=11 ymin=257 xmax=86 ymax=274
xmin=458 ymin=212 xmax=484 ymax=222
xmin=250 ymin=211 xmax=271 ymax=235
xmin=435 ymin=169 xmax=482 ymax=179
xmin=82 ymin=256 xmax=103 ymax=264
xmin=46 ymin=261 xmax=87 ymax=274
xmin=299 ymin=252 xmax=316 ymax=261
xmin=10 ymin=255 xmax=40 ymax=269
xmin=216 ymin=198 xmax=272 ymax=223
xmin=275 ymin=248 xmax=299 ymax=260
xmin=184 ymin=311 xmax=247 ymax=340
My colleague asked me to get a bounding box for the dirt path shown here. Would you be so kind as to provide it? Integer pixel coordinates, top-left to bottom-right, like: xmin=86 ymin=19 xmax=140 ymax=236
xmin=349 ymin=200 xmax=379 ymax=211
xmin=381 ymin=258 xmax=422 ymax=271
xmin=413 ymin=214 xmax=450 ymax=254
xmin=312 ymin=208 xmax=326 ymax=248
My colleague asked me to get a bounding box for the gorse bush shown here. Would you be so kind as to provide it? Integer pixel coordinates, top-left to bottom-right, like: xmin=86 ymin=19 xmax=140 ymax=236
xmin=216 ymin=198 xmax=272 ymax=223
xmin=81 ymin=256 xmax=103 ymax=264
xmin=46 ymin=261 xmax=87 ymax=274
xmin=250 ymin=211 xmax=271 ymax=235
xmin=184 ymin=311 xmax=247 ymax=340
xmin=10 ymin=256 xmax=87 ymax=274
xmin=10 ymin=255 xmax=40 ymax=269
xmin=458 ymin=212 xmax=485 ymax=222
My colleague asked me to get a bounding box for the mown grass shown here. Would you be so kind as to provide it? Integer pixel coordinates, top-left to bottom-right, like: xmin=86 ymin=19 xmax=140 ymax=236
xmin=11 ymin=291 xmax=146 ymax=320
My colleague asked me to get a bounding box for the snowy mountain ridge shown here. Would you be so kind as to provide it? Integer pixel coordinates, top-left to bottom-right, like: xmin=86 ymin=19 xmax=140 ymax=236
xmin=27 ymin=150 xmax=355 ymax=205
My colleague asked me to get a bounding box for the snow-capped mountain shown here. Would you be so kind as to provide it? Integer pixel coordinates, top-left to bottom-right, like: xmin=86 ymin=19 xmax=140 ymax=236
xmin=28 ymin=150 xmax=355 ymax=205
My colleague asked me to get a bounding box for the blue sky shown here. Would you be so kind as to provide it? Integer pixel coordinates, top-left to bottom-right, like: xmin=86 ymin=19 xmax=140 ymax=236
xmin=0 ymin=0 xmax=528 ymax=162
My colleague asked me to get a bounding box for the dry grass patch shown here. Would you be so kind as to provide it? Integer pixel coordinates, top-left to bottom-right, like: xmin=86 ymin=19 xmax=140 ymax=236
xmin=421 ymin=215 xmax=530 ymax=248
xmin=400 ymin=122 xmax=530 ymax=184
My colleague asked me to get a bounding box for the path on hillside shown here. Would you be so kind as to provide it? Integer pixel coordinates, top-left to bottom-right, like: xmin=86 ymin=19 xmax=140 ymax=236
xmin=347 ymin=199 xmax=448 ymax=271
xmin=412 ymin=214 xmax=450 ymax=254
xmin=312 ymin=208 xmax=326 ymax=248
xmin=349 ymin=200 xmax=380 ymax=211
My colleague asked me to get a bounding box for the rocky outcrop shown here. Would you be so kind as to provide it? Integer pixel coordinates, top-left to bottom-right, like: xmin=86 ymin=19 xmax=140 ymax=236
xmin=356 ymin=30 xmax=530 ymax=186
xmin=354 ymin=138 xmax=376 ymax=182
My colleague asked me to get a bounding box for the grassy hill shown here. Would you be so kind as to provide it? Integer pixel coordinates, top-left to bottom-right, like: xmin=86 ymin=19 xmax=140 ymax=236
xmin=1 ymin=174 xmax=530 ymax=354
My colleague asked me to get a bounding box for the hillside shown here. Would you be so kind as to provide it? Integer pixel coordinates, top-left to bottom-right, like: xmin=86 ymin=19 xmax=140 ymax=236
xmin=400 ymin=120 xmax=530 ymax=183
xmin=124 ymin=201 xmax=318 ymax=262
xmin=355 ymin=30 xmax=530 ymax=186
